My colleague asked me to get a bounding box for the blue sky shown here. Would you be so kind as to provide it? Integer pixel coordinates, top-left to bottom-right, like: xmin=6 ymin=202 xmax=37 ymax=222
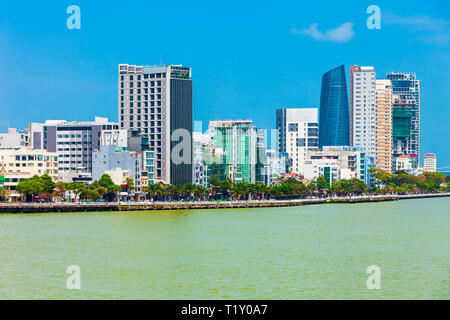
xmin=0 ymin=0 xmax=449 ymax=167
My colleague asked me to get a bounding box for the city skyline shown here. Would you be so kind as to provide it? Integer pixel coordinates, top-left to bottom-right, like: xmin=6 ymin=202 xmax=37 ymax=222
xmin=0 ymin=0 xmax=448 ymax=167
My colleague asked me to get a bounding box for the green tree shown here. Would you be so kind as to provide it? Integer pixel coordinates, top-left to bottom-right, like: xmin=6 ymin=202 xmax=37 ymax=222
xmin=95 ymin=174 xmax=121 ymax=201
xmin=423 ymin=172 xmax=446 ymax=186
xmin=317 ymin=176 xmax=328 ymax=191
xmin=98 ymin=174 xmax=115 ymax=189
xmin=307 ymin=181 xmax=316 ymax=192
xmin=68 ymin=182 xmax=86 ymax=201
xmin=193 ymin=185 xmax=208 ymax=201
xmin=255 ymin=182 xmax=268 ymax=199
xmin=143 ymin=183 xmax=163 ymax=201
xmin=80 ymin=188 xmax=100 ymax=200
xmin=370 ymin=167 xmax=394 ymax=186
xmin=40 ymin=174 xmax=56 ymax=194
xmin=16 ymin=175 xmax=44 ymax=202
xmin=56 ymin=181 xmax=69 ymax=201
xmin=124 ymin=177 xmax=135 ymax=194
xmin=349 ymin=178 xmax=368 ymax=195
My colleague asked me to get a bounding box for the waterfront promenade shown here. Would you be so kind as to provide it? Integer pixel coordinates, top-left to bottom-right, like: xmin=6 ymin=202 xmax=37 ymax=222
xmin=0 ymin=193 xmax=449 ymax=213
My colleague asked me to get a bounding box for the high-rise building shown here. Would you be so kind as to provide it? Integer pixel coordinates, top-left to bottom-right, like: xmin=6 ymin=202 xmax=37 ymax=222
xmin=375 ymin=79 xmax=393 ymax=173
xmin=30 ymin=117 xmax=125 ymax=181
xmin=276 ymin=108 xmax=319 ymax=174
xmin=386 ymin=72 xmax=421 ymax=170
xmin=349 ymin=66 xmax=376 ymax=157
xmin=423 ymin=153 xmax=436 ymax=172
xmin=118 ymin=64 xmax=193 ymax=185
xmin=319 ymin=65 xmax=350 ymax=147
xmin=203 ymin=120 xmax=265 ymax=185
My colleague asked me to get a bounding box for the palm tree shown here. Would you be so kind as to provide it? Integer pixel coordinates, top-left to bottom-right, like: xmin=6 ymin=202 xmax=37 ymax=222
xmin=209 ymin=176 xmax=221 ymax=200
xmin=124 ymin=177 xmax=135 ymax=195
xmin=55 ymin=181 xmax=68 ymax=202
xmin=164 ymin=184 xmax=177 ymax=201
xmin=193 ymin=185 xmax=208 ymax=201
xmin=174 ymin=184 xmax=185 ymax=201
xmin=182 ymin=183 xmax=195 ymax=201
xmin=143 ymin=184 xmax=156 ymax=201
xmin=255 ymin=183 xmax=267 ymax=200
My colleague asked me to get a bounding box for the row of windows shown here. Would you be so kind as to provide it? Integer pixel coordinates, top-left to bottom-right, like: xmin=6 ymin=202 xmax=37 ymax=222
xmin=14 ymin=155 xmax=57 ymax=161
xmin=12 ymin=162 xmax=48 ymax=167
xmin=120 ymin=95 xmax=163 ymax=101
xmin=295 ymin=138 xmax=319 ymax=147
xmin=120 ymin=80 xmax=163 ymax=88
xmin=120 ymin=108 xmax=163 ymax=116
xmin=57 ymin=134 xmax=91 ymax=139
xmin=59 ymin=161 xmax=87 ymax=164
xmin=121 ymin=115 xmax=162 ymax=121
xmin=122 ymin=121 xmax=163 ymax=128
xmin=121 ymin=88 xmax=162 ymax=95
xmin=288 ymin=123 xmax=318 ymax=132
xmin=58 ymin=148 xmax=89 ymax=152
xmin=57 ymin=142 xmax=92 ymax=145
xmin=120 ymin=74 xmax=166 ymax=81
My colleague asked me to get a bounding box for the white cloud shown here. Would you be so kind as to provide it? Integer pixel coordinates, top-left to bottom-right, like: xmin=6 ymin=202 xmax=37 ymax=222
xmin=384 ymin=12 xmax=448 ymax=32
xmin=291 ymin=22 xmax=355 ymax=43
xmin=384 ymin=12 xmax=450 ymax=44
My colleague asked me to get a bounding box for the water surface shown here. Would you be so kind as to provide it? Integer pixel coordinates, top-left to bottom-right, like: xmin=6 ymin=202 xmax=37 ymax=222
xmin=0 ymin=198 xmax=448 ymax=299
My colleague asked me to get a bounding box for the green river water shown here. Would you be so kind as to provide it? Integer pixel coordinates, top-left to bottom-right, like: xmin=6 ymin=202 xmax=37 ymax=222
xmin=0 ymin=198 xmax=448 ymax=299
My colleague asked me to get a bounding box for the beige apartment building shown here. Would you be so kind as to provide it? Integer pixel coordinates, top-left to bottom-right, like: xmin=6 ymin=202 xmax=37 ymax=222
xmin=423 ymin=153 xmax=437 ymax=172
xmin=0 ymin=148 xmax=58 ymax=192
xmin=375 ymin=80 xmax=393 ymax=173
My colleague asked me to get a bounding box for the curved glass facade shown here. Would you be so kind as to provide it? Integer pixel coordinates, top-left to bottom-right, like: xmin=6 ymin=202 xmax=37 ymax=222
xmin=319 ymin=65 xmax=350 ymax=147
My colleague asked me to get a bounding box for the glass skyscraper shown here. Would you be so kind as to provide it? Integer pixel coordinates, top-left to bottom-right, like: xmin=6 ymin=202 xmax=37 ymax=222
xmin=319 ymin=65 xmax=350 ymax=147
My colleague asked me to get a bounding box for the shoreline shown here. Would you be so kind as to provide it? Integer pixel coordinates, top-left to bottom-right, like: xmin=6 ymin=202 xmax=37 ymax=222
xmin=0 ymin=192 xmax=449 ymax=214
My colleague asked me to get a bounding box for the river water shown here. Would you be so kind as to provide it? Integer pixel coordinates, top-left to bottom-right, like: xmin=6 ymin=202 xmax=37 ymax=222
xmin=0 ymin=198 xmax=448 ymax=299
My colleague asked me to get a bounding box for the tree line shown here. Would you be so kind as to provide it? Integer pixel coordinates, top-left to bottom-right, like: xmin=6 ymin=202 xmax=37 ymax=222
xmin=1 ymin=168 xmax=448 ymax=203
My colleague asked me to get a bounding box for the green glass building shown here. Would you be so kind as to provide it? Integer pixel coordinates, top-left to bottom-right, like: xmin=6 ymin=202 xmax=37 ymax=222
xmin=204 ymin=120 xmax=266 ymax=186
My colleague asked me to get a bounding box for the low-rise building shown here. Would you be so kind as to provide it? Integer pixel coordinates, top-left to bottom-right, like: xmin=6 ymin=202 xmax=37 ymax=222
xmin=104 ymin=167 xmax=130 ymax=186
xmin=0 ymin=128 xmax=29 ymax=148
xmin=304 ymin=146 xmax=372 ymax=184
xmin=92 ymin=145 xmax=142 ymax=192
xmin=304 ymin=158 xmax=340 ymax=185
xmin=265 ymin=150 xmax=289 ymax=185
xmin=192 ymin=132 xmax=208 ymax=186
xmin=30 ymin=117 xmax=126 ymax=175
xmin=423 ymin=153 xmax=437 ymax=172
xmin=127 ymin=129 xmax=155 ymax=186
xmin=0 ymin=148 xmax=58 ymax=196
xmin=395 ymin=154 xmax=413 ymax=173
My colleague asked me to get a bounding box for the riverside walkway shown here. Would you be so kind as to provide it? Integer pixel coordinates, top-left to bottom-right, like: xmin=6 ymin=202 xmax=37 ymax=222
xmin=0 ymin=193 xmax=449 ymax=214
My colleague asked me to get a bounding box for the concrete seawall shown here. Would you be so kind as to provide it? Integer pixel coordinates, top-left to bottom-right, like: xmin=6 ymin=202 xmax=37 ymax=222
xmin=1 ymin=193 xmax=449 ymax=214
